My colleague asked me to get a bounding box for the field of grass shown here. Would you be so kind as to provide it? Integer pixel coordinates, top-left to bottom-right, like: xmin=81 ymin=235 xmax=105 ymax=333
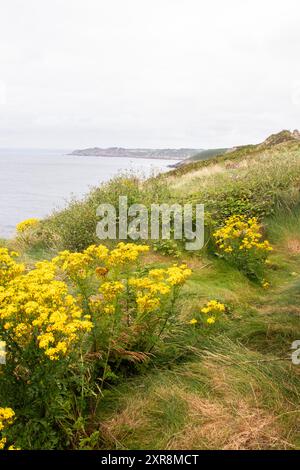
xmin=2 ymin=132 xmax=300 ymax=450
xmin=95 ymin=207 xmax=300 ymax=450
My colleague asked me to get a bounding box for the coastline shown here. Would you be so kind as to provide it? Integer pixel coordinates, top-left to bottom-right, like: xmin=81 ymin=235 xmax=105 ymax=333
xmin=68 ymin=152 xmax=185 ymax=161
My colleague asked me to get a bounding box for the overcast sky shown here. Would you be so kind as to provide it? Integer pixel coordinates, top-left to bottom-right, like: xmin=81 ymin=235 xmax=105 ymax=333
xmin=0 ymin=0 xmax=299 ymax=149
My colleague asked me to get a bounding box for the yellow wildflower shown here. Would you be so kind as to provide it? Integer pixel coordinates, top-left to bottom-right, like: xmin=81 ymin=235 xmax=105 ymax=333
xmin=166 ymin=264 xmax=192 ymax=286
xmin=16 ymin=218 xmax=39 ymax=233
xmin=108 ymin=242 xmax=149 ymax=266
xmin=99 ymin=281 xmax=125 ymax=301
xmin=0 ymin=407 xmax=15 ymax=432
xmin=136 ymin=294 xmax=160 ymax=313
xmin=0 ymin=259 xmax=93 ymax=360
xmin=0 ymin=248 xmax=25 ymax=286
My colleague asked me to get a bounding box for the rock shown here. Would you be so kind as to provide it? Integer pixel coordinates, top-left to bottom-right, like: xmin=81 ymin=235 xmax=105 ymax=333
xmin=260 ymin=129 xmax=300 ymax=147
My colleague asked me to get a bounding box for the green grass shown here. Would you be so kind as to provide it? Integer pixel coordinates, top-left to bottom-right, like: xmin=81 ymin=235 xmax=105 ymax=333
xmin=93 ymin=204 xmax=300 ymax=450
xmin=9 ymin=132 xmax=300 ymax=449
xmin=98 ymin=337 xmax=300 ymax=449
xmin=168 ymin=141 xmax=300 ymax=221
xmin=17 ymin=137 xmax=300 ymax=255
xmin=187 ymin=148 xmax=229 ymax=161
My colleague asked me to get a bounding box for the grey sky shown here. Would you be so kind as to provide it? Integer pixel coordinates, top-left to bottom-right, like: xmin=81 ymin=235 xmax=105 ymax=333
xmin=0 ymin=0 xmax=299 ymax=149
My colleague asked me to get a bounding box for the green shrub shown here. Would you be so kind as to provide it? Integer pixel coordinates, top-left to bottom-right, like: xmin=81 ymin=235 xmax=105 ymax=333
xmin=38 ymin=175 xmax=171 ymax=252
xmin=213 ymin=215 xmax=273 ymax=282
xmin=0 ymin=244 xmax=191 ymax=448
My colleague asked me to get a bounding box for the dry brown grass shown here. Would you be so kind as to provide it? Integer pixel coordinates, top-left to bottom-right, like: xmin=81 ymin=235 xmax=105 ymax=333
xmin=100 ymin=396 xmax=151 ymax=449
xmin=100 ymin=383 xmax=290 ymax=450
xmin=286 ymin=238 xmax=300 ymax=255
xmin=258 ymin=305 xmax=300 ymax=315
xmin=167 ymin=163 xmax=226 ymax=192
xmin=143 ymin=251 xmax=174 ymax=265
xmin=167 ymin=394 xmax=286 ymax=450
xmin=169 ymin=359 xmax=291 ymax=450
xmin=99 ymin=355 xmax=295 ymax=450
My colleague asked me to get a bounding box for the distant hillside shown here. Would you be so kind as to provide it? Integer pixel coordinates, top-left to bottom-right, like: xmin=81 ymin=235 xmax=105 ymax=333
xmin=258 ymin=129 xmax=300 ymax=148
xmin=187 ymin=148 xmax=229 ymax=161
xmin=69 ymin=147 xmax=202 ymax=160
xmin=161 ymin=128 xmax=300 ymax=227
xmin=69 ymin=130 xmax=300 ymax=165
xmin=172 ymin=129 xmax=300 ymax=171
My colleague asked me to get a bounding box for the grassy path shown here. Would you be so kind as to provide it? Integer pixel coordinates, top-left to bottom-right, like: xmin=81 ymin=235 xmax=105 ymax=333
xmin=96 ymin=216 xmax=300 ymax=449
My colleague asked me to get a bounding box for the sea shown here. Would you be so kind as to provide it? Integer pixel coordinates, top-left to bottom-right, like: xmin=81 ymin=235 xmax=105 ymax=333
xmin=0 ymin=148 xmax=178 ymax=238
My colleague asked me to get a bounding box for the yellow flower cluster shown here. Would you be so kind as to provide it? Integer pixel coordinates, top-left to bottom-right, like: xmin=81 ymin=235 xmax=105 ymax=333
xmin=90 ymin=263 xmax=192 ymax=317
xmin=0 ymin=407 xmax=18 ymax=450
xmin=1 ymin=243 xmax=191 ymax=360
xmin=201 ymin=300 xmax=225 ymax=314
xmin=129 ymin=264 xmax=191 ymax=313
xmin=0 ymin=408 xmax=13 ymax=450
xmin=0 ymin=256 xmax=93 ymax=360
xmin=201 ymin=299 xmax=225 ymax=324
xmin=99 ymin=281 xmax=125 ymax=301
xmin=16 ymin=218 xmax=39 ymax=233
xmin=53 ymin=243 xmax=148 ymax=281
xmin=53 ymin=243 xmax=190 ymax=317
xmin=136 ymin=294 xmax=161 ymax=313
xmin=262 ymin=279 xmax=270 ymax=289
xmin=190 ymin=300 xmax=226 ymax=326
xmin=52 ymin=243 xmax=151 ymax=318
xmin=107 ymin=242 xmax=149 ymax=266
xmin=213 ymin=215 xmax=273 ymax=254
xmin=129 ymin=277 xmax=170 ymax=295
xmin=0 ymin=407 xmax=14 ymax=432
xmin=0 ymin=248 xmax=25 ymax=286
xmin=53 ymin=244 xmax=109 ymax=280
xmin=0 ymin=241 xmax=192 ymax=446
xmin=165 ymin=265 xmax=192 ymax=286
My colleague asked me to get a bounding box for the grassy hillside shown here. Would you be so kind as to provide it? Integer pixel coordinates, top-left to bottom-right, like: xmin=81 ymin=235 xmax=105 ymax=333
xmin=25 ymin=133 xmax=300 ymax=253
xmin=184 ymin=147 xmax=229 ymax=162
xmin=2 ymin=131 xmax=300 ymax=450
xmin=97 ymin=213 xmax=300 ymax=449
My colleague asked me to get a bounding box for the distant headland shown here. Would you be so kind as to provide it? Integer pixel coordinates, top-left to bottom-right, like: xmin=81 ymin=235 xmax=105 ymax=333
xmin=68 ymin=147 xmax=202 ymax=160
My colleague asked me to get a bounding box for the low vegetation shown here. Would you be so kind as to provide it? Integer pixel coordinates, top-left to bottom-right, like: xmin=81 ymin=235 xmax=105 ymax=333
xmin=1 ymin=131 xmax=300 ymax=449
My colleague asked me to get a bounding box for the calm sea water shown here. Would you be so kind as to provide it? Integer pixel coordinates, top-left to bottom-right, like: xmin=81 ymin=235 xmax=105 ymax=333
xmin=0 ymin=149 xmax=178 ymax=238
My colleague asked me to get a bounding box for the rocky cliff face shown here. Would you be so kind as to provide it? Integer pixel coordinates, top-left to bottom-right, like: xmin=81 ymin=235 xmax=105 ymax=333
xmin=260 ymin=129 xmax=300 ymax=147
